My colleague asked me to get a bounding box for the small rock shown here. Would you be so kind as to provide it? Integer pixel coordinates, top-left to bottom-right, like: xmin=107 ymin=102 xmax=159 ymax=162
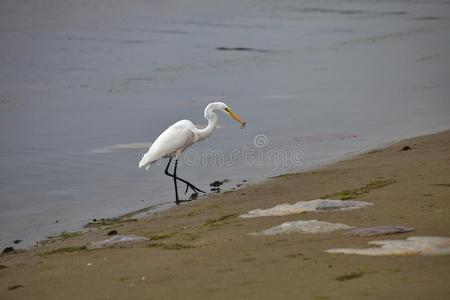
xmin=13 ymin=240 xmax=22 ymax=244
xmin=210 ymin=179 xmax=230 ymax=187
xmin=210 ymin=181 xmax=223 ymax=187
xmin=400 ymin=146 xmax=412 ymax=151
xmin=211 ymin=187 xmax=220 ymax=193
xmin=2 ymin=247 xmax=15 ymax=254
xmin=107 ymin=230 xmax=118 ymax=236
xmin=189 ymin=193 xmax=198 ymax=200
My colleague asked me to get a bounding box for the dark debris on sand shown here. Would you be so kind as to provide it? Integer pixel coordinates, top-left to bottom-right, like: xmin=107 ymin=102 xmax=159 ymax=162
xmin=336 ymin=271 xmax=364 ymax=281
xmin=8 ymin=284 xmax=23 ymax=290
xmin=2 ymin=247 xmax=15 ymax=254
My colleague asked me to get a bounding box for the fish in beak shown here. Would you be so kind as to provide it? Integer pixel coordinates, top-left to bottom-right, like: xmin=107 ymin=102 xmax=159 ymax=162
xmin=225 ymin=107 xmax=246 ymax=129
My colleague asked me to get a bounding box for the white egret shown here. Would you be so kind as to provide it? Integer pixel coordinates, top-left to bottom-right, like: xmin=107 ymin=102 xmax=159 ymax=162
xmin=139 ymin=102 xmax=246 ymax=204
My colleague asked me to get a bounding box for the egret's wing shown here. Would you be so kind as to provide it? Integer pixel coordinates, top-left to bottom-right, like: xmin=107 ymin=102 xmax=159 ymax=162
xmin=138 ymin=120 xmax=196 ymax=169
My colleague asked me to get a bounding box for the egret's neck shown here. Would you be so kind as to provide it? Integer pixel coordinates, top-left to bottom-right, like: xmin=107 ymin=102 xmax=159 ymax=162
xmin=196 ymin=111 xmax=218 ymax=142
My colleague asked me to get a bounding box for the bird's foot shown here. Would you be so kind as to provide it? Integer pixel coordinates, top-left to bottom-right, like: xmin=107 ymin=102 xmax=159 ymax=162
xmin=175 ymin=194 xmax=198 ymax=205
xmin=184 ymin=183 xmax=205 ymax=195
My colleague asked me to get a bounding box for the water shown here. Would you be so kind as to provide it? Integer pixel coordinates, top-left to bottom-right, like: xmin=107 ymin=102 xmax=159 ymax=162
xmin=1 ymin=0 xmax=449 ymax=249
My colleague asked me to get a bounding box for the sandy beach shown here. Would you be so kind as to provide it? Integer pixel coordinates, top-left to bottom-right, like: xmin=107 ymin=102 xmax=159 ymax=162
xmin=1 ymin=130 xmax=449 ymax=299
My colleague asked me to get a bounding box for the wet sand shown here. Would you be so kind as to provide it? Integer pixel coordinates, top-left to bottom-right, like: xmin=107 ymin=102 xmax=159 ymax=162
xmin=1 ymin=130 xmax=449 ymax=299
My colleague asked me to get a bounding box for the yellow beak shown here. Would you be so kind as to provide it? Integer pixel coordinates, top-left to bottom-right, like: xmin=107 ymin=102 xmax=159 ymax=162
xmin=225 ymin=107 xmax=246 ymax=129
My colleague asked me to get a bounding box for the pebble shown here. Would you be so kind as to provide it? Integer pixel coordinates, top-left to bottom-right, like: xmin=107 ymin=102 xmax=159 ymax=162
xmin=210 ymin=181 xmax=223 ymax=187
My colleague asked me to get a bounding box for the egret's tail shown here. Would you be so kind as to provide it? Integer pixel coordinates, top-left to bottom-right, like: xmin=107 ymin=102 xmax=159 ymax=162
xmin=138 ymin=153 xmax=153 ymax=170
xmin=139 ymin=149 xmax=163 ymax=170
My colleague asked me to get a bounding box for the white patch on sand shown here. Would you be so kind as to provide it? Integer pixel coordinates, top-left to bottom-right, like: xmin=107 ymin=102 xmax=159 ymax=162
xmin=326 ymin=236 xmax=450 ymax=256
xmin=87 ymin=235 xmax=148 ymax=249
xmin=89 ymin=142 xmax=151 ymax=154
xmin=240 ymin=199 xmax=373 ymax=218
xmin=344 ymin=225 xmax=415 ymax=237
xmin=252 ymin=220 xmax=352 ymax=235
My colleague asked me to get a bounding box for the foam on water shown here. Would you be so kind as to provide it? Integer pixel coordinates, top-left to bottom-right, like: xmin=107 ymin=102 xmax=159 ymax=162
xmin=86 ymin=235 xmax=148 ymax=249
xmin=89 ymin=127 xmax=221 ymax=154
xmin=326 ymin=236 xmax=450 ymax=256
xmin=252 ymin=220 xmax=353 ymax=236
xmin=240 ymin=199 xmax=373 ymax=218
xmin=89 ymin=142 xmax=151 ymax=154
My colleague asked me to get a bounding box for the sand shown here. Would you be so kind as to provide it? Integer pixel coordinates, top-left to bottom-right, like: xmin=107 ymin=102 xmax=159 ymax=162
xmin=1 ymin=130 xmax=449 ymax=299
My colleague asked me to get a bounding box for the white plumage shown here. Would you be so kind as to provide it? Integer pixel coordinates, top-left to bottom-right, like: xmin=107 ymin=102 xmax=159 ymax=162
xmin=138 ymin=102 xmax=246 ymax=170
xmin=138 ymin=120 xmax=196 ymax=170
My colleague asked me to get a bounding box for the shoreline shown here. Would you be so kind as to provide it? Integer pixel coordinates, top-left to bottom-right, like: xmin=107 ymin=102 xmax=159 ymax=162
xmin=1 ymin=129 xmax=449 ymax=299
xmin=90 ymin=126 xmax=450 ymax=227
xmin=5 ymin=126 xmax=450 ymax=251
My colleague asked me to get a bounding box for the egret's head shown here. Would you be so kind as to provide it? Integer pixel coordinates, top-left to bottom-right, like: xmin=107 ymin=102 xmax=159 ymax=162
xmin=206 ymin=102 xmax=246 ymax=129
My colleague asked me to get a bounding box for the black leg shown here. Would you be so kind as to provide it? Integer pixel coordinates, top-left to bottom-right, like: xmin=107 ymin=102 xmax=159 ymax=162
xmin=164 ymin=158 xmax=179 ymax=204
xmin=169 ymin=162 xmax=205 ymax=194
xmin=163 ymin=158 xmax=205 ymax=205
xmin=164 ymin=157 xmax=172 ymax=175
xmin=173 ymin=159 xmax=179 ymax=205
